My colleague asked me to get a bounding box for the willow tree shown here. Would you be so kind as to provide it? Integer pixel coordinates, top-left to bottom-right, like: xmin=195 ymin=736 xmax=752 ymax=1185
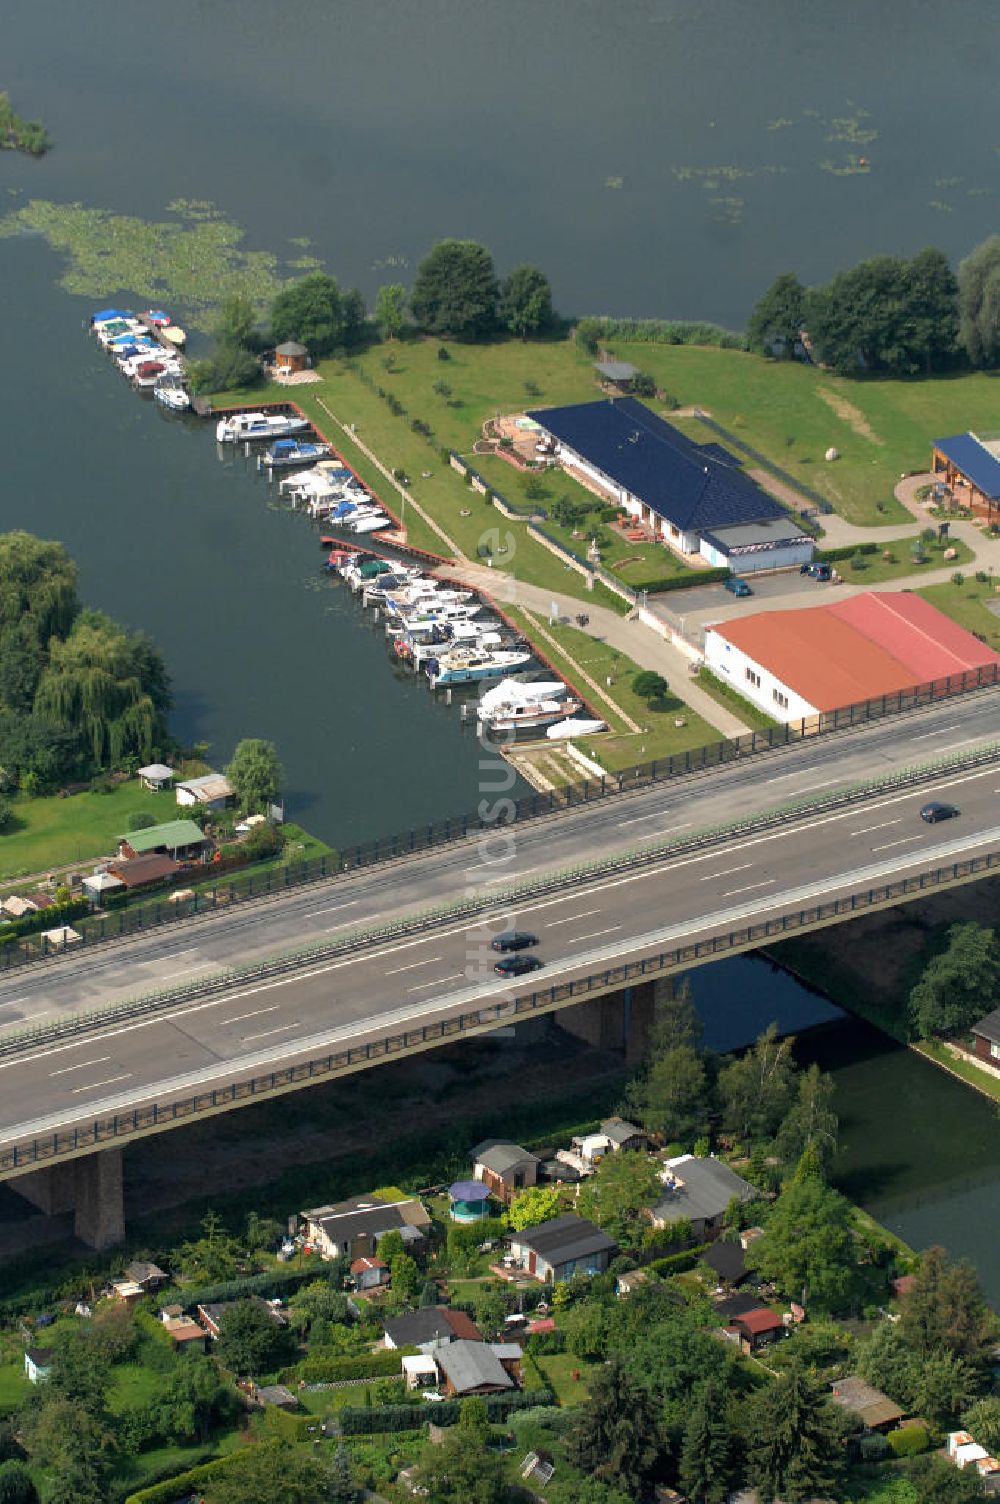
xmin=0 ymin=531 xmax=78 ymax=649
xmin=34 ymin=611 xmax=170 ymax=768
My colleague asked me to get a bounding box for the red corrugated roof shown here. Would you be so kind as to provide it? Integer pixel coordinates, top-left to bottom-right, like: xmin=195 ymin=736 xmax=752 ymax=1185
xmin=442 ymin=1309 xmax=484 ymax=1341
xmin=710 ymin=592 xmax=1000 ymax=713
xmin=736 ymin=1307 xmax=784 ymax=1334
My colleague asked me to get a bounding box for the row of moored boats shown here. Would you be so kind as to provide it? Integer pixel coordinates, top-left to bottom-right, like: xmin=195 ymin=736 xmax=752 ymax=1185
xmin=324 ymin=545 xmax=605 ymax=736
xmin=89 ymin=308 xmax=191 ymax=411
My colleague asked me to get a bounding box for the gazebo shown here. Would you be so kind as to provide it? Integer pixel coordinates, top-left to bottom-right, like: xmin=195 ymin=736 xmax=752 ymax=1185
xmin=274 ymin=340 xmax=309 ymax=373
xmin=448 ymin=1180 xmax=492 ymax=1223
xmin=137 ymin=762 xmax=174 ymax=792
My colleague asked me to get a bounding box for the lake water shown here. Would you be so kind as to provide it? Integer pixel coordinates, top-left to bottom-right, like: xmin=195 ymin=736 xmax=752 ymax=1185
xmin=4 ymin=2 xmax=1000 ymax=1286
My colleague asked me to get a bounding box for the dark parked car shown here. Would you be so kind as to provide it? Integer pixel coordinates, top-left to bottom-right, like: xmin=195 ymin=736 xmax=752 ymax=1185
xmin=801 ymin=562 xmax=833 ymax=581
xmin=920 ymin=801 xmax=960 ymax=824
xmin=494 ymin=953 xmax=544 ymax=977
xmin=724 ymin=577 xmax=753 ymax=597
xmin=491 ymin=930 xmax=538 ymax=952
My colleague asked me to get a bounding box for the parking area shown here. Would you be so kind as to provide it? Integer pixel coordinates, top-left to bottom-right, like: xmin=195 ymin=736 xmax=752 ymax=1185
xmin=645 ymin=568 xmax=842 ymax=639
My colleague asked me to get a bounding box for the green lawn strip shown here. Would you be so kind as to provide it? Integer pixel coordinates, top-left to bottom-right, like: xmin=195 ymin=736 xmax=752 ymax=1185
xmin=0 ymin=1360 xmax=30 ymax=1414
xmin=503 ymin=608 xmax=721 ymax=771
xmin=297 ymin=1381 xmax=380 ymax=1416
xmin=107 ymin=1358 xmax=167 ymax=1414
xmin=829 ymin=535 xmax=974 ymax=583
xmin=0 ymin=779 xmax=196 ymax=884
xmin=534 ymin=1351 xmax=600 ymax=1405
xmin=694 ymin=667 xmax=776 ymax=731
xmin=915 ymin=1038 xmax=1000 ymax=1101
xmin=917 ymin=579 xmax=1000 ymax=651
xmin=111 ymin=1433 xmax=244 ymax=1493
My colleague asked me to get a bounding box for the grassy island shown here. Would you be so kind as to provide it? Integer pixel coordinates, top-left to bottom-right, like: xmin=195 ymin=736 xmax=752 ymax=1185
xmin=0 ymin=91 xmax=49 ymax=155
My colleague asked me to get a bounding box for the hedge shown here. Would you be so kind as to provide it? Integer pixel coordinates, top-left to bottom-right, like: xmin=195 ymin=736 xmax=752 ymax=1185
xmin=446 ymin=1216 xmax=507 ymax=1253
xmin=123 ymin=1443 xmax=286 ymax=1504
xmin=817 ymin=541 xmax=879 ymax=563
xmin=2 ymin=896 xmax=91 ymax=939
xmin=631 ymin=568 xmax=729 ymax=594
xmin=289 ymin=1347 xmax=415 ymax=1384
xmin=167 ymin=1260 xmax=330 ymax=1309
xmin=339 ymin=1389 xmax=554 ymax=1434
xmin=648 ymin=1243 xmax=710 ymax=1276
xmin=886 ymin=1424 xmax=930 ymax=1458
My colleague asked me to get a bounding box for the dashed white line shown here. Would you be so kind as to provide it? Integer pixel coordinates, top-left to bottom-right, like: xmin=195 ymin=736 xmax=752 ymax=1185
xmin=721 ymin=879 xmax=775 ymax=897
xmin=619 ymin=810 xmax=666 ymax=826
xmin=49 ymin=1055 xmax=112 ymax=1078
xmin=544 ymin=909 xmax=602 ymax=928
xmin=385 ymin=956 xmax=442 ymax=975
xmin=871 ymin=835 xmax=922 ymax=852
xmin=241 ymin=1023 xmax=301 ymax=1042
xmin=852 ymin=819 xmax=901 ymax=836
xmin=70 ymin=1073 xmax=132 ymax=1095
xmin=699 ymin=863 xmax=752 ymax=882
xmin=223 ymin=1005 xmax=280 ymax=1026
xmin=913 ymin=724 xmax=957 ymax=740
xmin=568 ymin=925 xmax=622 ymax=943
xmin=407 ymin=974 xmax=464 ymax=993
xmin=303 ymin=900 xmax=360 ymax=919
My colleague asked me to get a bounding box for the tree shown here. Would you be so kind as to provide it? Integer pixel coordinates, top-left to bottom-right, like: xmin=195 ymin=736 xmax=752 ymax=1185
xmin=749 ymin=1165 xmax=856 ymax=1311
xmin=855 ymin=1320 xmax=918 ymax=1408
xmin=204 ymin=1442 xmax=349 ymax=1504
xmin=679 ymin=1379 xmax=737 ymax=1504
xmin=390 ymin=1252 xmax=420 ymax=1302
xmin=188 ymin=345 xmax=262 ymax=395
xmin=225 ymin=737 xmax=282 ymax=814
xmin=718 ymin=1023 xmax=795 ymax=1144
xmin=959 ymin=236 xmax=1000 ymax=367
xmin=566 ymin=1356 xmax=661 ymax=1498
xmin=906 ymin=247 xmax=960 ymax=374
xmin=244 ymin=1209 xmax=282 ymax=1252
xmin=649 ymin=979 xmax=703 ymax=1054
xmin=576 ymin=1151 xmax=662 ymax=1246
xmin=376 ymin=1228 xmax=405 ymax=1266
xmin=632 ymin=669 xmax=668 ymax=703
xmin=909 ymin=922 xmax=1000 ymax=1038
xmin=963 ymin=1396 xmax=1000 ymax=1455
xmin=744 ymin=1364 xmax=845 ymax=1503
xmin=629 ymin=1043 xmax=708 ymax=1143
xmin=415 ymin=1429 xmax=507 ymax=1504
xmin=508 ymin=1184 xmax=561 ymax=1231
xmin=906 ymin=1452 xmax=988 ymax=1504
xmin=0 ymin=1463 xmax=38 ymax=1504
xmin=327 ymin=1446 xmax=362 ymax=1504
xmin=270 ymin=272 xmax=344 ymax=356
xmin=774 ymin=1065 xmax=838 ymax=1171
xmin=900 ymin=1244 xmax=994 ymax=1366
xmin=0 ymin=531 xmax=79 ymax=648
xmin=500 ymin=264 xmax=555 ymax=338
xmin=410 ymin=239 xmax=498 ymax=340
xmin=470 ymin=1285 xmax=509 ymax=1337
xmin=215 ymin=1298 xmax=293 ymax=1376
xmin=215 ymin=293 xmax=258 ymax=350
xmin=747 ymin=273 xmax=806 ymax=357
xmin=375 ymin=283 xmax=407 ymax=339
xmin=911 ymin=1348 xmax=980 ymax=1427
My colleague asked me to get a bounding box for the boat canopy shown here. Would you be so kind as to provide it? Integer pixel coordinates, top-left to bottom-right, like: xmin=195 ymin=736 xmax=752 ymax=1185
xmin=93 ymin=308 xmax=133 ymax=321
xmin=271 ymin=440 xmax=297 ymax=454
xmin=145 ymin=309 xmax=171 ymax=324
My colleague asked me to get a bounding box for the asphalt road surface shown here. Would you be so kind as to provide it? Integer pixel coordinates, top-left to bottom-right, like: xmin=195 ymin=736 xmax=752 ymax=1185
xmin=2 ymin=692 xmax=1000 ymax=1152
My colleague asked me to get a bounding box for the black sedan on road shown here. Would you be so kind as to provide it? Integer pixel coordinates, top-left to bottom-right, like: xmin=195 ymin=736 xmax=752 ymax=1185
xmin=920 ymin=801 xmax=960 ymax=824
xmin=494 ymin=953 xmax=545 ymax=977
xmin=491 ymin=931 xmax=538 ymax=952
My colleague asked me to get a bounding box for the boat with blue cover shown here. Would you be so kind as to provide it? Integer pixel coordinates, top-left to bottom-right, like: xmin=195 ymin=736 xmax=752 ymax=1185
xmin=259 ymin=438 xmax=332 ymax=468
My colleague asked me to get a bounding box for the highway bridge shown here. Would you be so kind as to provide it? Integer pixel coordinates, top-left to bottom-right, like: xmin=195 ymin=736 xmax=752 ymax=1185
xmin=4 ymin=689 xmax=1000 ymax=1246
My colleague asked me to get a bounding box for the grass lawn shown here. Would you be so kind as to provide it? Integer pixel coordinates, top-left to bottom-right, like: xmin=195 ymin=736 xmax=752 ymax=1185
xmin=830 ymin=534 xmax=974 ymax=583
xmin=107 ymin=1358 xmax=168 ymax=1414
xmin=534 ymin=1352 xmax=600 ymax=1405
xmin=0 ymin=777 xmax=192 ymax=883
xmin=916 ymin=1039 xmax=1000 ymax=1102
xmin=0 ymin=1360 xmax=30 ymax=1414
xmin=110 ymin=1433 xmax=245 ymax=1494
xmin=505 ymin=609 xmax=721 ymax=772
xmin=917 ymin=578 xmax=1000 ymax=652
xmin=695 ymin=666 xmax=778 ymax=731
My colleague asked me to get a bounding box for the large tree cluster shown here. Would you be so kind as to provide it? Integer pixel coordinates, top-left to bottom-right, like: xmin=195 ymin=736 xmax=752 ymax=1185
xmin=0 ymin=531 xmax=172 ymax=790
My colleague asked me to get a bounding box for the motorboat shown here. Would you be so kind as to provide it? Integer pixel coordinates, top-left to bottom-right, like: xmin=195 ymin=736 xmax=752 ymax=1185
xmin=144 ymin=309 xmax=172 ymax=326
xmin=259 ymin=439 xmax=331 ymax=468
xmin=215 ymin=411 xmax=310 ymax=443
xmin=132 ymin=361 xmax=170 ymax=388
xmin=154 ymin=384 xmax=191 ymax=412
xmin=479 ymin=695 xmax=583 ymax=734
xmin=409 ymin=629 xmax=506 ymax=669
xmin=346 ymin=513 xmax=392 ymax=534
xmin=546 ymin=717 xmax=606 ymax=739
xmin=426 ymin=646 xmax=534 ymax=686
xmin=161 ymin=326 xmax=187 ymax=349
xmin=478 ymin=679 xmax=569 ymax=714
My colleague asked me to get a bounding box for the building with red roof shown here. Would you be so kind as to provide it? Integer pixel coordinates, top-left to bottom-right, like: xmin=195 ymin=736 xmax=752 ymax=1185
xmin=731 ymin=1307 xmax=785 ymax=1353
xmin=704 ymin=591 xmax=1000 ymax=725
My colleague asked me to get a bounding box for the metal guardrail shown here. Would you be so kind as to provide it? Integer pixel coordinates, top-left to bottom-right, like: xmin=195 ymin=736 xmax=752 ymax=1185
xmin=3 ymin=842 xmax=999 ymax=1176
xmin=1 ymin=737 xmax=998 ymax=1062
xmin=4 ymin=671 xmax=999 ymax=977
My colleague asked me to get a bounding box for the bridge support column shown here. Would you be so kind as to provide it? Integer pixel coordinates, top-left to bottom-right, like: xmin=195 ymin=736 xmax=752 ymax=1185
xmin=561 ymin=990 xmax=629 ymax=1052
xmin=10 ymin=1147 xmax=124 ymax=1250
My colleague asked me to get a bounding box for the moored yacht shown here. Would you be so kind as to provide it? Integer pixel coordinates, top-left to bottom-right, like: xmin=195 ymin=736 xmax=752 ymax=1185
xmin=260 ymin=439 xmax=331 ymax=468
xmin=215 ymin=411 xmax=310 ymax=443
xmin=426 ymin=646 xmax=534 ymax=686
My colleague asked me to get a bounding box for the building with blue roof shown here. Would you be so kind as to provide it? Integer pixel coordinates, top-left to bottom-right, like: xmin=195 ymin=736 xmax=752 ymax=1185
xmin=932 ymin=432 xmax=1000 ymax=519
xmin=526 ymin=398 xmax=813 ymax=574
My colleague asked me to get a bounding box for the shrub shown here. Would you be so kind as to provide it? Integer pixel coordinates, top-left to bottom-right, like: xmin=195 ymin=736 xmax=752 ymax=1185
xmin=952 ymin=571 xmax=965 ymax=586
xmin=858 ymin=1432 xmax=891 ymax=1462
xmin=127 ymin=811 xmax=156 ymax=832
xmin=292 ymin=1348 xmax=410 ymax=1384
xmin=437 ymin=345 xmax=450 ymax=360
xmin=0 ymin=797 xmax=12 ymax=833
xmin=849 ymin=550 xmax=869 ymax=571
xmin=976 ymin=571 xmax=990 ymax=584
xmin=886 ymin=1424 xmax=930 ymax=1458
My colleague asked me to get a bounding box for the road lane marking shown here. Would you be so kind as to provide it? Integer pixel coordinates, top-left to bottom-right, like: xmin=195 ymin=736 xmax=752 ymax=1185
xmin=913 ymin=724 xmax=957 ymax=740
xmin=852 ymin=819 xmax=901 ymax=836
xmin=544 ymin=909 xmax=602 ymax=928
xmin=568 ymin=925 xmax=621 ymax=943
xmin=699 ymin=864 xmax=752 ymax=881
xmin=327 ymin=913 xmax=377 ymax=930
xmin=407 ymin=974 xmax=464 ymax=992
xmin=721 ymin=879 xmax=775 ymax=897
xmin=241 ymin=1023 xmax=301 ymax=1042
xmin=223 ymin=1006 xmax=280 ymax=1025
xmin=303 ymin=900 xmax=360 ymax=919
xmin=872 ymin=835 xmax=922 ymax=852
xmin=70 ymin=1073 xmax=132 ymax=1094
xmin=0 ymin=998 xmax=29 ymax=1009
xmin=385 ymin=956 xmax=442 ymax=975
xmin=49 ymin=1055 xmax=112 ymax=1077
xmin=159 ymin=966 xmax=205 ymax=979
xmin=619 ymin=811 xmax=667 ymax=826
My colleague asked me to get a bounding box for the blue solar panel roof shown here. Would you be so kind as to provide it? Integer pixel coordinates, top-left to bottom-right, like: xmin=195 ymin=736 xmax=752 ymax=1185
xmin=934 ymin=433 xmax=1000 ymax=500
xmin=525 ymin=398 xmax=785 ymax=533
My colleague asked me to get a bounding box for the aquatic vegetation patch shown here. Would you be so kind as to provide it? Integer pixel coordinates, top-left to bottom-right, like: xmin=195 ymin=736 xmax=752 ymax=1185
xmin=0 ymin=91 xmax=50 ymax=155
xmin=825 ymin=114 xmax=878 ymax=146
xmin=819 ymin=157 xmax=872 ymax=177
xmin=0 ymin=198 xmax=304 ymax=329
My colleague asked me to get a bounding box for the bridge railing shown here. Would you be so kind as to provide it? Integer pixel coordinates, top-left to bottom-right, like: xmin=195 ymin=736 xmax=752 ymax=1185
xmin=2 ymin=663 xmax=998 ymax=976
xmin=2 ymin=844 xmax=998 ymax=1175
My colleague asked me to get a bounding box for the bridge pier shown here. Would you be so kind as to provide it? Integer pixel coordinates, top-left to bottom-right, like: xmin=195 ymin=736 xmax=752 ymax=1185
xmin=559 ymin=975 xmax=683 ymax=1066
xmin=10 ymin=1147 xmax=124 ymax=1250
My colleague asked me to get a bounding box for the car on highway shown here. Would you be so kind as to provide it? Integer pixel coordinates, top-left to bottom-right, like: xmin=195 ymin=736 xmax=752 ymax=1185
xmin=491 ymin=930 xmax=538 ymax=952
xmin=800 ymin=561 xmax=833 ymax=581
xmin=723 ymin=576 xmax=753 ymax=597
xmin=494 ymin=953 xmax=544 ymax=977
xmin=920 ymin=801 xmax=960 ymax=824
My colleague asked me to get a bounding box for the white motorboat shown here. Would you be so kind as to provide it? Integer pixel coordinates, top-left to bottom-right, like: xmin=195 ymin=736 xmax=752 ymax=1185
xmin=154 ymin=385 xmax=190 ymax=411
xmin=480 ymin=695 xmax=583 ymax=734
xmin=260 ymin=439 xmax=332 ymax=468
xmin=409 ymin=629 xmax=505 ymax=669
xmin=347 ymin=513 xmax=392 ymax=534
xmin=427 ymin=646 xmax=534 ymax=686
xmin=546 ymin=717 xmax=606 ymax=739
xmin=215 ymin=411 xmax=310 ymax=443
xmin=478 ymin=679 xmax=568 ymax=715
